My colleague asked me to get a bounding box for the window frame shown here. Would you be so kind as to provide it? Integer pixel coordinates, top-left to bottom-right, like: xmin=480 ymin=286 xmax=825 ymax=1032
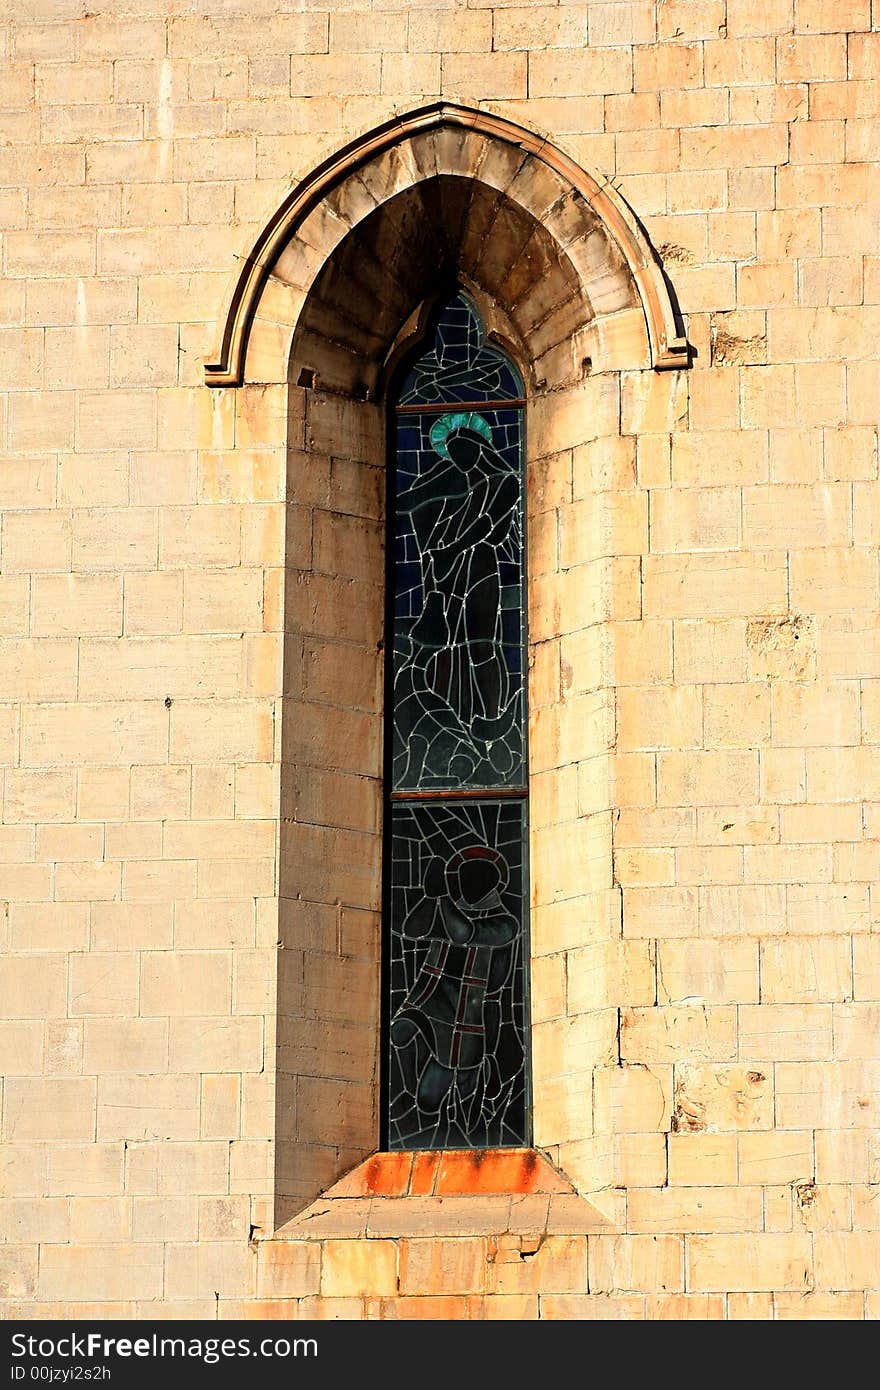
xmin=380 ymin=289 xmax=533 ymax=1154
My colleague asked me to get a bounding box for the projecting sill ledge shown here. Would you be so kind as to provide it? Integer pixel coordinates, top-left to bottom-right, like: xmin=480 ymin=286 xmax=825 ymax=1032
xmin=272 ymin=1149 xmax=617 ymax=1240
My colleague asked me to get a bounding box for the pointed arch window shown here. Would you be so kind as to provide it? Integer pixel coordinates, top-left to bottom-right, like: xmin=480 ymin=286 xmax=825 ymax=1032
xmin=384 ymin=291 xmax=531 ymax=1151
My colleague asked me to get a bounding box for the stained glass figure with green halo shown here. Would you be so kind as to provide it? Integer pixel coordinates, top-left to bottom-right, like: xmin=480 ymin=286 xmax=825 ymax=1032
xmin=385 ymin=290 xmax=531 ymax=1151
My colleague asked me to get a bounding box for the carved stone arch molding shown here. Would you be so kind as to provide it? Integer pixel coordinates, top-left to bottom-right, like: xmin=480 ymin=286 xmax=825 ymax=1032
xmin=205 ymin=101 xmax=687 ymax=391
xmin=204 ymin=104 xmax=688 ymax=1233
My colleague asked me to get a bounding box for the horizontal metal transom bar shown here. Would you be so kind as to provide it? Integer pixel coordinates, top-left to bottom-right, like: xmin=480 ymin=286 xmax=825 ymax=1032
xmin=389 ymin=788 xmax=528 ymax=802
xmin=396 ymin=399 xmax=527 ymax=414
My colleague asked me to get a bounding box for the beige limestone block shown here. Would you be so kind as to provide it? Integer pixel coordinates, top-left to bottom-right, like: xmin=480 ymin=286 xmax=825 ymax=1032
xmin=668 ymin=1133 xmax=738 ymax=1187
xmin=832 ymin=1002 xmax=880 ymax=1060
xmin=615 ymin=1134 xmax=668 ymax=1190
xmin=22 ymin=702 xmax=166 ymax=767
xmin=672 ymin=1062 xmax=773 ymax=1133
xmin=615 ymin=846 xmax=675 ymax=887
xmin=165 ymin=1242 xmax=255 ymax=1300
xmin=35 ymin=822 xmax=102 ymax=863
xmin=104 ymin=821 xmax=162 ymax=862
xmin=738 ymin=1131 xmax=814 ymax=1186
xmin=646 ymin=1292 xmax=725 ymax=1320
xmin=4 ymin=1077 xmax=96 ymax=1142
xmin=190 ymin=766 xmax=235 ymax=821
xmin=776 ymin=1291 xmax=867 ymax=1320
xmin=643 ymin=551 xmax=787 ymax=618
xmin=761 ymin=937 xmax=853 ymax=1004
xmin=673 ymin=619 xmax=747 ymax=684
xmin=196 ymin=856 xmax=274 ymax=900
xmin=129 ymin=1196 xmax=197 ymax=1244
xmin=617 ymin=806 xmax=696 ymax=849
xmin=590 ymin=1234 xmax=682 ymax=1295
xmin=617 ymin=686 xmax=702 ymax=751
xmin=44 ymin=1020 xmax=83 ymax=1077
xmin=813 ymin=1233 xmax=880 ymax=1292
xmin=32 ymin=574 xmax=122 ymax=638
xmin=169 ymin=1017 xmax=263 ymax=1073
xmin=745 ymin=843 xmax=833 ymax=884
xmin=90 ymin=903 xmax=172 ymax=953
xmin=806 ymin=747 xmax=880 ymax=803
xmin=738 ymin=1004 xmax=833 ymax=1062
xmin=767 ymin=675 xmax=856 ymax=750
xmin=539 ymin=1293 xmax=644 ymax=1319
xmin=198 ymin=1195 xmax=250 ymax=1243
xmin=0 ymin=826 xmax=36 ymax=867
xmin=54 ymin=861 xmax=120 ymax=902
xmin=0 ymin=575 xmax=29 ymax=638
xmin=776 ymin=1060 xmax=880 ymax=1129
xmin=40 ymin=1244 xmax=163 ymax=1302
xmin=320 ymin=1240 xmax=397 ymax=1298
xmin=756 ymin=750 xmax=806 ymax=806
xmin=815 ymin=1130 xmax=879 ymax=1185
xmin=255 ymin=1241 xmax=321 ymax=1300
xmin=0 ymin=956 xmax=67 ymax=1019
xmin=703 ymin=681 xmax=770 ymax=748
xmin=174 ymin=901 xmax=255 ymax=950
xmin=0 ymin=1248 xmax=37 ymax=1300
xmin=653 ymin=484 xmax=746 ymax=553
xmin=787 ymin=883 xmax=870 ymax=936
xmin=658 ymin=940 xmax=759 ymax=1006
xmin=68 ymin=1197 xmax=132 ymax=1245
xmin=121 ymin=859 xmax=196 ymax=903
xmin=46 ymin=1143 xmax=123 ymax=1198
xmin=629 ymin=1186 xmax=764 ymax=1234
xmin=622 ymin=1007 xmax=737 ymax=1064
xmin=97 ymin=1075 xmax=200 ymax=1142
xmin=0 ymin=1145 xmax=49 ymax=1201
xmin=490 ymin=1234 xmax=588 ymax=1297
xmin=533 ymin=1008 xmax=616 ymax=1086
xmin=676 ymin=844 xmax=743 ymax=886
xmin=83 ymin=1019 xmax=168 ymax=1075
xmin=199 ymin=1073 xmax=240 ymax=1141
xmin=398 ymin=1239 xmax=487 ymax=1297
xmin=530 ymin=691 xmax=614 ymax=772
xmin=623 ymin=885 xmax=700 ymax=939
xmin=2 ymin=509 xmax=72 ymax=572
xmin=155 ymin=1140 xmax=230 ymax=1198
xmin=69 ymin=953 xmax=139 ymax=1017
xmin=140 ymin=951 xmax=231 ymax=1017
xmin=79 ymin=636 xmax=242 ymax=700
xmin=854 ymin=938 xmax=880 ymax=1000
xmin=688 ymin=1233 xmax=811 ymax=1292
xmin=0 ymin=1197 xmax=69 ymax=1247
xmin=594 ymin=1064 xmax=672 ymax=1134
xmin=658 ymin=749 xmax=758 ymax=805
xmin=609 ymin=752 xmax=656 ymax=811
xmin=169 ymin=701 xmax=272 ymax=763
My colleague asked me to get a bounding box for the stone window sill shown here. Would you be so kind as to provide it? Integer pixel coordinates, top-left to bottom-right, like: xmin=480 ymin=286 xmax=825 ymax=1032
xmin=271 ymin=1149 xmax=614 ymax=1241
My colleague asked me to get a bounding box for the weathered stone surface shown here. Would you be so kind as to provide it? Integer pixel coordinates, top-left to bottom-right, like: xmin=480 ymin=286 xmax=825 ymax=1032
xmin=0 ymin=0 xmax=875 ymax=1324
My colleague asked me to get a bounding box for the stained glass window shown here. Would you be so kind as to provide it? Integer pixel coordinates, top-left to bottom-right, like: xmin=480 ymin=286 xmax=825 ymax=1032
xmin=385 ymin=291 xmax=531 ymax=1150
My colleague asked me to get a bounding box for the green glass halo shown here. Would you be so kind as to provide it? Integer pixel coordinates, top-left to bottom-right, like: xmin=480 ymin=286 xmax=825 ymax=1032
xmin=428 ymin=410 xmax=493 ymax=459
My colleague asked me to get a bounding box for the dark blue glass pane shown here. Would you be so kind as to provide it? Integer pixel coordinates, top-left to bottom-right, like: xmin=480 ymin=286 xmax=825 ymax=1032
xmin=391 ymin=407 xmax=525 ymax=793
xmin=387 ymin=799 xmax=528 ymax=1150
xmin=398 ymin=291 xmax=523 ymax=405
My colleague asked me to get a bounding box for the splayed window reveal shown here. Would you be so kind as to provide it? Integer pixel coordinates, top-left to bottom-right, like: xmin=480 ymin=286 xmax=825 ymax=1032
xmin=386 ymin=292 xmax=530 ymax=1151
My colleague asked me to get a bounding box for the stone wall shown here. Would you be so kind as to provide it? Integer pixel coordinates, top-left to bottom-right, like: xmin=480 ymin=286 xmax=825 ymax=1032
xmin=0 ymin=0 xmax=877 ymax=1319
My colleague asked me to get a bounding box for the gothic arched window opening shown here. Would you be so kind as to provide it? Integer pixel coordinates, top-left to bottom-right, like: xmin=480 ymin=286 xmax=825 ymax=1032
xmin=384 ymin=291 xmax=531 ymax=1152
